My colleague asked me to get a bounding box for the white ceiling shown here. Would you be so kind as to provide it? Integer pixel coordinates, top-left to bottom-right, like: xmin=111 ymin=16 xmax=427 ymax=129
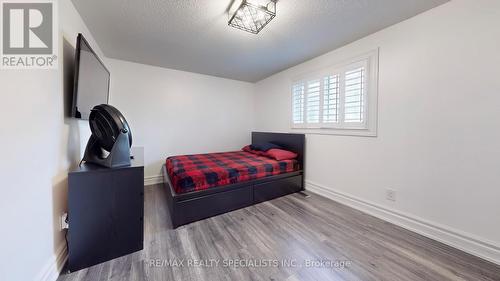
xmin=71 ymin=0 xmax=448 ymax=82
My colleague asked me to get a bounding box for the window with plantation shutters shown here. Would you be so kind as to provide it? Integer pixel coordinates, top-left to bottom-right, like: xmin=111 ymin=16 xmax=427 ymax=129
xmin=291 ymin=50 xmax=378 ymax=136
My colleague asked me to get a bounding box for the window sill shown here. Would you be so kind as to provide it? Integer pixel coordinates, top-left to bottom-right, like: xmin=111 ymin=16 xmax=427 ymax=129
xmin=290 ymin=127 xmax=377 ymax=137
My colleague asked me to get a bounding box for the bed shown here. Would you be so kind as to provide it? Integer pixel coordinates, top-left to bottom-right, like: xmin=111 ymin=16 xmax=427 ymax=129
xmin=162 ymin=132 xmax=305 ymax=228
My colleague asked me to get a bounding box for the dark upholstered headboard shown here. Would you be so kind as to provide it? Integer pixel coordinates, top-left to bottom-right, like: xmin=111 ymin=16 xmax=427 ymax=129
xmin=251 ymin=132 xmax=305 ymax=170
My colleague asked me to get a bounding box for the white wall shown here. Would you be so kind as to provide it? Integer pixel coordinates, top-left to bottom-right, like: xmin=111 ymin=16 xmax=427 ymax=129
xmin=254 ymin=0 xmax=500 ymax=262
xmin=107 ymin=59 xmax=255 ymax=180
xmin=0 ymin=1 xmax=104 ymax=280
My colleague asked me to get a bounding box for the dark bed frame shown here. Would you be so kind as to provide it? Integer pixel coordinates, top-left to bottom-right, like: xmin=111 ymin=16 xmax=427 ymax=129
xmin=162 ymin=132 xmax=305 ymax=228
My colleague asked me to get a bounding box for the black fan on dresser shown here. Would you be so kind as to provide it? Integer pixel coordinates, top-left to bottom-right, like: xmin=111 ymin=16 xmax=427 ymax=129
xmin=82 ymin=104 xmax=132 ymax=168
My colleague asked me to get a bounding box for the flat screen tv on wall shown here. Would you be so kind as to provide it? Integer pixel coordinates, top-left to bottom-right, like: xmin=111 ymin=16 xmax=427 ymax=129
xmin=71 ymin=33 xmax=110 ymax=120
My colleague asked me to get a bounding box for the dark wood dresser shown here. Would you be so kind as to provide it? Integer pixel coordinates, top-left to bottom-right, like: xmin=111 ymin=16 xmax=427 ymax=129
xmin=67 ymin=157 xmax=144 ymax=272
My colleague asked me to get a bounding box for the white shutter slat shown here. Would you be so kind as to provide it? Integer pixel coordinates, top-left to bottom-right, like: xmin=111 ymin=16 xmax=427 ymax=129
xmin=306 ymin=80 xmax=321 ymax=123
xmin=343 ymin=67 xmax=365 ymax=123
xmin=292 ymin=83 xmax=305 ymax=124
xmin=323 ymin=75 xmax=339 ymax=123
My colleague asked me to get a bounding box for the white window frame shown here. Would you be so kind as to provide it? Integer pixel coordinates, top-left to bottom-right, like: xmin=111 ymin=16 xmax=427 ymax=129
xmin=290 ymin=49 xmax=379 ymax=137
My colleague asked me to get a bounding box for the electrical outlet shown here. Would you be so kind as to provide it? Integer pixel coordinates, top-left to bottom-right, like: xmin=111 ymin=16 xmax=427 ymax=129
xmin=386 ymin=189 xmax=396 ymax=202
xmin=61 ymin=213 xmax=69 ymax=230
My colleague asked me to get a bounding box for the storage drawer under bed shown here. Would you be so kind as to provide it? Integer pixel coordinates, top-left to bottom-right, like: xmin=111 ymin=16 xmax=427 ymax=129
xmin=173 ymin=184 xmax=254 ymax=226
xmin=253 ymin=175 xmax=302 ymax=203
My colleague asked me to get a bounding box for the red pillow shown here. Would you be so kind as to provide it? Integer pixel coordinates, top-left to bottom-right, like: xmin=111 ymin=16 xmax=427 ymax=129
xmin=266 ymin=148 xmax=298 ymax=161
xmin=242 ymin=145 xmax=269 ymax=157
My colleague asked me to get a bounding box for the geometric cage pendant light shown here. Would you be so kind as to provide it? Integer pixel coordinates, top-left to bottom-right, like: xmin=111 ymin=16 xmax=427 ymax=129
xmin=228 ymin=0 xmax=277 ymax=34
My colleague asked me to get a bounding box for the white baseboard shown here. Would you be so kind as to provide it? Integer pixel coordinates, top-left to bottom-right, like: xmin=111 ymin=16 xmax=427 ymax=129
xmin=36 ymin=242 xmax=67 ymax=281
xmin=306 ymin=180 xmax=500 ymax=265
xmin=144 ymin=175 xmax=163 ymax=186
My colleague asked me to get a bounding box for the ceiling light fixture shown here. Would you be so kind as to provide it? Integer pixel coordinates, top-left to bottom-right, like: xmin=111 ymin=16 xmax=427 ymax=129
xmin=228 ymin=0 xmax=276 ymax=34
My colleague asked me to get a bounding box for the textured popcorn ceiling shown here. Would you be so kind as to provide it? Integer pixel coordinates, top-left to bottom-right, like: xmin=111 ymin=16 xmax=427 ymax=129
xmin=71 ymin=0 xmax=448 ymax=82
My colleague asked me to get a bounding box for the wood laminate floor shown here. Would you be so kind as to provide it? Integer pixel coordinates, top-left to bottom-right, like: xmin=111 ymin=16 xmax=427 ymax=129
xmin=58 ymin=184 xmax=500 ymax=281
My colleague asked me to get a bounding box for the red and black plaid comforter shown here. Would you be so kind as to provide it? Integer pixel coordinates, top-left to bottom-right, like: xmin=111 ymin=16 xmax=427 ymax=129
xmin=166 ymin=151 xmax=299 ymax=194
